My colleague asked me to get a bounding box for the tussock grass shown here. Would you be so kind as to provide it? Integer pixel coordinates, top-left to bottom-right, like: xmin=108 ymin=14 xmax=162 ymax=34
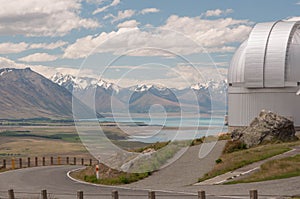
xmin=228 ymin=154 xmax=300 ymax=184
xmin=198 ymin=141 xmax=300 ymax=182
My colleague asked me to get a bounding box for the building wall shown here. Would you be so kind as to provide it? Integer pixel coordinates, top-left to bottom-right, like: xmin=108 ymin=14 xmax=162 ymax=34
xmin=228 ymin=87 xmax=300 ymax=127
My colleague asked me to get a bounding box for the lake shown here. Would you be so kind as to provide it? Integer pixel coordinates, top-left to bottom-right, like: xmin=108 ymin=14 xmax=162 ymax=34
xmin=98 ymin=115 xmax=228 ymax=143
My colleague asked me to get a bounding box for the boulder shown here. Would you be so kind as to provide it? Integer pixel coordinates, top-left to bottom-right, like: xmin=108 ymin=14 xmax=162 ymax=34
xmin=231 ymin=110 xmax=298 ymax=148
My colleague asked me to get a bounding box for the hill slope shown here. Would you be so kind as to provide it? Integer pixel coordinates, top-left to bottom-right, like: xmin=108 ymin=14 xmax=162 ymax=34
xmin=0 ymin=68 xmax=80 ymax=119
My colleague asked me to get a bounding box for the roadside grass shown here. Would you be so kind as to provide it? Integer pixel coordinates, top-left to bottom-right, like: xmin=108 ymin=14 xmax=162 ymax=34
xmin=198 ymin=141 xmax=300 ymax=182
xmin=71 ymin=164 xmax=150 ymax=185
xmin=227 ymin=154 xmax=300 ymax=184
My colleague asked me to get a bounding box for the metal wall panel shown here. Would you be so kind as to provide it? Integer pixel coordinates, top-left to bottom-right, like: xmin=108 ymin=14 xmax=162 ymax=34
xmin=245 ymin=22 xmax=277 ymax=88
xmin=286 ymin=28 xmax=300 ymax=84
xmin=228 ymin=88 xmax=300 ymax=127
xmin=228 ymin=40 xmax=247 ymax=84
xmin=264 ymin=21 xmax=298 ymax=87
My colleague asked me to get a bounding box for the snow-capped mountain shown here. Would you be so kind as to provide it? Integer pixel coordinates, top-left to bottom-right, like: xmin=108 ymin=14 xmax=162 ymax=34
xmin=191 ymin=79 xmax=227 ymax=93
xmin=50 ymin=73 xmax=227 ymax=113
xmin=51 ymin=73 xmax=120 ymax=93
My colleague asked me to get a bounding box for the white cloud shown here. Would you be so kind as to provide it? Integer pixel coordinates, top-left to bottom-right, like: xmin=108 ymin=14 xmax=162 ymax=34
xmin=0 ymin=41 xmax=68 ymax=54
xmin=18 ymin=53 xmax=58 ymax=62
xmin=140 ymin=8 xmax=160 ymax=15
xmin=0 ymin=0 xmax=100 ymax=37
xmin=164 ymin=64 xmax=228 ymax=88
xmin=29 ymin=41 xmax=68 ymax=50
xmin=104 ymin=9 xmax=136 ymax=23
xmin=117 ymin=20 xmax=140 ymax=28
xmin=63 ymin=15 xmax=252 ymax=59
xmin=0 ymin=56 xmax=97 ymax=79
xmin=0 ymin=42 xmax=29 ymax=54
xmin=111 ymin=0 xmax=120 ymax=6
xmin=204 ymin=9 xmax=233 ymax=17
xmin=93 ymin=0 xmax=121 ymax=14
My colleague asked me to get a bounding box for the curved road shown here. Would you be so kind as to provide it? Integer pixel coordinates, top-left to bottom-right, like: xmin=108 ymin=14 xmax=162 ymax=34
xmin=0 ymin=142 xmax=299 ymax=198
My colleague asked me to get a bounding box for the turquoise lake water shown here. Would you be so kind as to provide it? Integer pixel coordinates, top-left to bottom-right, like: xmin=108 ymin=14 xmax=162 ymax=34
xmin=98 ymin=116 xmax=227 ymax=143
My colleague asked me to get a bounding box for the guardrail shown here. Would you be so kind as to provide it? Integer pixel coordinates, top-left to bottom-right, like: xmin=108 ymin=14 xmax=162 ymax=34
xmin=0 ymin=156 xmax=97 ymax=169
xmin=2 ymin=189 xmax=259 ymax=199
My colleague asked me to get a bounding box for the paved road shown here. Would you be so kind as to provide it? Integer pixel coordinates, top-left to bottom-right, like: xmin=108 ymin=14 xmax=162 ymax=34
xmin=0 ymin=142 xmax=299 ymax=198
xmin=0 ymin=166 xmax=200 ymax=199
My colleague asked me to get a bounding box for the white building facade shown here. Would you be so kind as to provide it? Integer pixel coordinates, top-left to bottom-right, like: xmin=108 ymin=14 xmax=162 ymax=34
xmin=228 ymin=20 xmax=300 ymax=127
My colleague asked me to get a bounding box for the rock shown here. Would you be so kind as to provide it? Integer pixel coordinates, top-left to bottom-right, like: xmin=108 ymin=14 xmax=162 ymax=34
xmin=231 ymin=110 xmax=298 ymax=148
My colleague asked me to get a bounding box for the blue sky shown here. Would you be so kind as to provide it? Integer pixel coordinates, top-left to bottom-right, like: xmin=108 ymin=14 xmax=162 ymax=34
xmin=0 ymin=0 xmax=299 ymax=88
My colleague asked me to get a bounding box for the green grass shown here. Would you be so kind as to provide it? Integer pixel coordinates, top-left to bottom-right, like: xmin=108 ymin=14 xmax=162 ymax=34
xmin=84 ymin=172 xmax=149 ymax=185
xmin=198 ymin=141 xmax=298 ymax=182
xmin=227 ymin=154 xmax=300 ymax=184
xmin=71 ymin=164 xmax=150 ymax=185
xmin=0 ymin=131 xmax=81 ymax=142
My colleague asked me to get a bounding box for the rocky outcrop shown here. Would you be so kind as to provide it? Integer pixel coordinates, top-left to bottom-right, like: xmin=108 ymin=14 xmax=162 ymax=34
xmin=231 ymin=110 xmax=298 ymax=148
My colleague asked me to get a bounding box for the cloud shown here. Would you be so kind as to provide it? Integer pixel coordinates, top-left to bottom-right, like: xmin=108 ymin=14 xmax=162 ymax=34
xmin=0 ymin=41 xmax=68 ymax=54
xmin=117 ymin=20 xmax=140 ymax=28
xmin=18 ymin=53 xmax=59 ymax=62
xmin=204 ymin=9 xmax=233 ymax=17
xmin=140 ymin=8 xmax=160 ymax=15
xmin=104 ymin=9 xmax=136 ymax=23
xmin=0 ymin=42 xmax=29 ymax=54
xmin=0 ymin=0 xmax=100 ymax=37
xmin=93 ymin=0 xmax=121 ymax=14
xmin=63 ymin=15 xmax=252 ymax=59
xmin=29 ymin=41 xmax=68 ymax=50
xmin=0 ymin=56 xmax=97 ymax=79
xmin=164 ymin=64 xmax=228 ymax=88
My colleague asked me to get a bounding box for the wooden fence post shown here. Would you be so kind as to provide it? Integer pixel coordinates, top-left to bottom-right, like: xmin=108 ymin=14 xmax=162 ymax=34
xmin=3 ymin=159 xmax=6 ymax=169
xmin=89 ymin=159 xmax=92 ymax=166
xmin=8 ymin=189 xmax=15 ymax=199
xmin=35 ymin=157 xmax=38 ymax=167
xmin=112 ymin=190 xmax=119 ymax=199
xmin=66 ymin=157 xmax=69 ymax=165
xmin=81 ymin=158 xmax=84 ymax=165
xmin=11 ymin=159 xmax=15 ymax=169
xmin=41 ymin=189 xmax=48 ymax=199
xmin=58 ymin=157 xmax=61 ymax=165
xmin=250 ymin=190 xmax=258 ymax=199
xmin=42 ymin=157 xmax=45 ymax=166
xmin=198 ymin=190 xmax=206 ymax=199
xmin=77 ymin=191 xmax=83 ymax=199
xmin=74 ymin=157 xmax=76 ymax=165
xmin=19 ymin=158 xmax=22 ymax=168
xmin=27 ymin=157 xmax=31 ymax=167
xmin=148 ymin=191 xmax=155 ymax=199
xmin=50 ymin=157 xmax=53 ymax=165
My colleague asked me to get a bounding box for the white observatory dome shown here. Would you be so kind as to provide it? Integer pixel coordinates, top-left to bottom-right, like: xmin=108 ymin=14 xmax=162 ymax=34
xmin=228 ymin=20 xmax=300 ymax=128
xmin=229 ymin=20 xmax=300 ymax=88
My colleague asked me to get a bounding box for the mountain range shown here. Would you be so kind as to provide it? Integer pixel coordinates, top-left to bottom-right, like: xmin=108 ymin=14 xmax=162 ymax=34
xmin=51 ymin=73 xmax=227 ymax=114
xmin=0 ymin=68 xmax=99 ymax=119
xmin=0 ymin=68 xmax=226 ymax=119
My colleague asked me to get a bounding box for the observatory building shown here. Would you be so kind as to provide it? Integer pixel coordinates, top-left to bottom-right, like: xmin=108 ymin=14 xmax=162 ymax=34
xmin=228 ymin=20 xmax=300 ymax=127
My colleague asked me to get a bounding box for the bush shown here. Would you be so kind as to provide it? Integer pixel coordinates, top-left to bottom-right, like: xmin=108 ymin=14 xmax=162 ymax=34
xmin=223 ymin=140 xmax=247 ymax=153
xmin=215 ymin=158 xmax=223 ymax=164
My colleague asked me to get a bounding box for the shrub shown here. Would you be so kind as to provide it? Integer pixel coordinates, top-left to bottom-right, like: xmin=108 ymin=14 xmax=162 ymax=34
xmin=223 ymin=140 xmax=247 ymax=153
xmin=215 ymin=158 xmax=223 ymax=164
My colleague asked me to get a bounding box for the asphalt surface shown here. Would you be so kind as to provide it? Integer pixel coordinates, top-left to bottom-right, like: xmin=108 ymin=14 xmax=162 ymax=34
xmin=0 ymin=142 xmax=299 ymax=198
